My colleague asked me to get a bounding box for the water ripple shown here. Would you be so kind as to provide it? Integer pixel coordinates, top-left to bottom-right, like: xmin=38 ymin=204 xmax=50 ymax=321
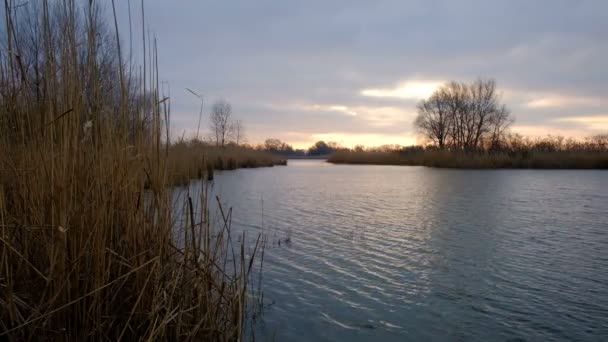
xmin=180 ymin=161 xmax=608 ymax=341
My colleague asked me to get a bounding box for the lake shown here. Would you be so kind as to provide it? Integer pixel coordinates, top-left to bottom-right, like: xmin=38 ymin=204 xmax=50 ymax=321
xmin=181 ymin=159 xmax=608 ymax=341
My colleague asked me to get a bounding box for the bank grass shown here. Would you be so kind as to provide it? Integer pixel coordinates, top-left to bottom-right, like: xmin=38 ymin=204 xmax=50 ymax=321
xmin=168 ymin=140 xmax=287 ymax=186
xmin=0 ymin=1 xmax=262 ymax=340
xmin=329 ymin=149 xmax=608 ymax=169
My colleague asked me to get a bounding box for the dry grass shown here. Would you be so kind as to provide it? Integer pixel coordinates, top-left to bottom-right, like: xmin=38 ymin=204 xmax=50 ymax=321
xmin=0 ymin=1 xmax=262 ymax=340
xmin=329 ymin=150 xmax=608 ymax=169
xmin=167 ymin=140 xmax=286 ymax=186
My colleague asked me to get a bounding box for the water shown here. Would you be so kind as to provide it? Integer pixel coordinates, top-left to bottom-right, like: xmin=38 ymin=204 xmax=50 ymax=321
xmin=181 ymin=159 xmax=608 ymax=341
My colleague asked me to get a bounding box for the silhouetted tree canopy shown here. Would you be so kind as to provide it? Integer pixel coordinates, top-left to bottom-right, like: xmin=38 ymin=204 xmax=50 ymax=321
xmin=414 ymin=78 xmax=513 ymax=150
xmin=307 ymin=140 xmax=344 ymax=155
xmin=262 ymin=138 xmax=305 ymax=156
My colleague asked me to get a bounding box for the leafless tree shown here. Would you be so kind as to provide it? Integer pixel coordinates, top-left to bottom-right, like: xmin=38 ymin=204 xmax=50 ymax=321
xmin=210 ymin=99 xmax=232 ymax=147
xmin=414 ymin=78 xmax=513 ymax=150
xmin=264 ymin=138 xmax=283 ymax=151
xmin=414 ymin=90 xmax=451 ymax=148
xmin=231 ymin=119 xmax=245 ymax=145
xmin=488 ymin=104 xmax=513 ymax=150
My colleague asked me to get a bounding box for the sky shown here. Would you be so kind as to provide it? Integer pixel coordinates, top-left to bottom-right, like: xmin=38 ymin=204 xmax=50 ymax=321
xmin=115 ymin=0 xmax=607 ymax=149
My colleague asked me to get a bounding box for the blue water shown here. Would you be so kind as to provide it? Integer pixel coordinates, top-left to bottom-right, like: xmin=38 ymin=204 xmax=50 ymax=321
xmin=180 ymin=160 xmax=608 ymax=341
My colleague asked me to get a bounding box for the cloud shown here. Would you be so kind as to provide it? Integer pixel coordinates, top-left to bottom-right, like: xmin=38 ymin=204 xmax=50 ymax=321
xmin=360 ymin=81 xmax=443 ymax=101
xmin=306 ymin=104 xmax=358 ymax=116
xmin=510 ymin=125 xmax=590 ymax=138
xmin=526 ymin=95 xmax=604 ymax=109
xmin=297 ymin=103 xmax=416 ymax=127
xmin=553 ymin=115 xmax=608 ymax=131
xmin=114 ymin=0 xmax=608 ymax=147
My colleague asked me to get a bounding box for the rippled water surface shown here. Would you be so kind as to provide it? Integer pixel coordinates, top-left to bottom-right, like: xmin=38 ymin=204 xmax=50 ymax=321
xmin=187 ymin=160 xmax=608 ymax=341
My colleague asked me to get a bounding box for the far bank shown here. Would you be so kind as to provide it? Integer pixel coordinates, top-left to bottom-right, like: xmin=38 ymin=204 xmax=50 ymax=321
xmin=328 ymin=149 xmax=608 ymax=169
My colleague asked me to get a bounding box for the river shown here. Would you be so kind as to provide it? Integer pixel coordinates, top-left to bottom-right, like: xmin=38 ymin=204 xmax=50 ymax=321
xmin=178 ymin=159 xmax=608 ymax=341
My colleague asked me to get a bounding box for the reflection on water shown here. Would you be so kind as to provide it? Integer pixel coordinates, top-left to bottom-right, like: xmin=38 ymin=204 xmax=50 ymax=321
xmin=177 ymin=160 xmax=608 ymax=341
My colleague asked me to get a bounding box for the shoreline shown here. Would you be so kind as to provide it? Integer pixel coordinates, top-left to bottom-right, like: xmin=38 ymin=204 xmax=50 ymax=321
xmin=328 ymin=150 xmax=608 ymax=169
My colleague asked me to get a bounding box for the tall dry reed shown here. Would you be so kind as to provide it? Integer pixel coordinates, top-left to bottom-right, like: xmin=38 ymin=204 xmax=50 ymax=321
xmin=329 ymin=149 xmax=608 ymax=169
xmin=0 ymin=1 xmax=261 ymax=340
xmin=167 ymin=140 xmax=286 ymax=185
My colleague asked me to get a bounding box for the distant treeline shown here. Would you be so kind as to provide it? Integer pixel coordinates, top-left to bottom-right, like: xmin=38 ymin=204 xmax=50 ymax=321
xmin=242 ymin=139 xmax=343 ymax=157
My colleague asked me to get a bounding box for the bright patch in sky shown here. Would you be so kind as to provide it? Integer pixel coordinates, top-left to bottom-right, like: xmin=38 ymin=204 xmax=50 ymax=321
xmin=510 ymin=125 xmax=586 ymax=138
xmin=360 ymin=81 xmax=443 ymax=100
xmin=527 ymin=95 xmax=603 ymax=108
xmin=311 ymin=132 xmax=417 ymax=148
xmin=308 ymin=104 xmax=358 ymax=116
xmin=554 ymin=116 xmax=608 ymax=131
xmin=327 ymin=105 xmax=358 ymax=116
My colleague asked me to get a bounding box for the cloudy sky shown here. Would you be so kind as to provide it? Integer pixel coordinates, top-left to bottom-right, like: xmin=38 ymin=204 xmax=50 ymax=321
xmin=116 ymin=0 xmax=607 ymax=148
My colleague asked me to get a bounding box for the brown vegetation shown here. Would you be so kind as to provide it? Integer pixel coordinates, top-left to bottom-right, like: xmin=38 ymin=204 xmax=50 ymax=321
xmin=168 ymin=140 xmax=286 ymax=185
xmin=331 ymin=78 xmax=608 ymax=169
xmin=0 ymin=1 xmax=262 ymax=340
xmin=329 ymin=135 xmax=608 ymax=169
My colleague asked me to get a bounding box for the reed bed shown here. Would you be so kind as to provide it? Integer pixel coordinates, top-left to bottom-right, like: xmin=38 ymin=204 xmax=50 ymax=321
xmin=329 ymin=149 xmax=608 ymax=169
xmin=0 ymin=1 xmax=261 ymax=340
xmin=168 ymin=140 xmax=286 ymax=186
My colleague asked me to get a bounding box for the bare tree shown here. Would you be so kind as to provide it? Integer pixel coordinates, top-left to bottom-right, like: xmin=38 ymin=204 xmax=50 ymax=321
xmin=414 ymin=78 xmax=513 ymax=150
xmin=469 ymin=79 xmax=513 ymax=148
xmin=231 ymin=119 xmax=245 ymax=145
xmin=210 ymin=99 xmax=232 ymax=147
xmin=443 ymin=81 xmax=472 ymax=150
xmin=414 ymin=91 xmax=451 ymax=148
xmin=488 ymin=104 xmax=513 ymax=150
xmin=264 ymin=138 xmax=284 ymax=151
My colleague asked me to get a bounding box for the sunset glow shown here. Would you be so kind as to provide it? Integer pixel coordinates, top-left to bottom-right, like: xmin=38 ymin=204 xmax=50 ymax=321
xmin=554 ymin=116 xmax=608 ymax=131
xmin=113 ymin=1 xmax=608 ymax=149
xmin=310 ymin=133 xmax=418 ymax=149
xmin=527 ymin=95 xmax=603 ymax=108
xmin=361 ymin=81 xmax=443 ymax=100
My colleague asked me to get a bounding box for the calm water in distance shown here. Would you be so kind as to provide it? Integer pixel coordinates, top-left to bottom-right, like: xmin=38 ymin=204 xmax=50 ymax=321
xmin=184 ymin=159 xmax=608 ymax=341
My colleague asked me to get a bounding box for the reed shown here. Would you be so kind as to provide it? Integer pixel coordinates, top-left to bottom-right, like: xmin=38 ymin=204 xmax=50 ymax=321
xmin=167 ymin=140 xmax=286 ymax=186
xmin=0 ymin=1 xmax=261 ymax=340
xmin=329 ymin=149 xmax=608 ymax=169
